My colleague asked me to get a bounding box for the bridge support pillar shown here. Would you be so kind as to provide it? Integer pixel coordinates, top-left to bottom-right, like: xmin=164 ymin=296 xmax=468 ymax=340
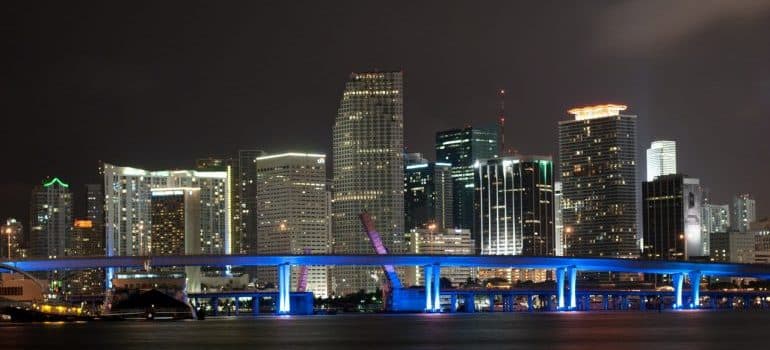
xmin=567 ymin=266 xmax=577 ymax=310
xmin=253 ymin=296 xmax=260 ymax=315
xmin=672 ymin=273 xmax=684 ymax=309
xmin=450 ymin=294 xmax=457 ymax=313
xmin=424 ymin=264 xmax=433 ymax=312
xmin=278 ymin=263 xmax=291 ymax=314
xmin=234 ymin=298 xmax=240 ymax=316
xmin=211 ymin=297 xmax=219 ymax=316
xmin=432 ymin=264 xmax=441 ymax=312
xmin=466 ymin=294 xmax=475 ymax=313
xmin=555 ymin=267 xmax=566 ymax=310
xmin=688 ymin=271 xmax=702 ymax=309
xmin=528 ymin=294 xmax=534 ymax=312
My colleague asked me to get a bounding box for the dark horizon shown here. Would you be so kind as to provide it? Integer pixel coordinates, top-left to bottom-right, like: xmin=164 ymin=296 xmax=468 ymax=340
xmin=3 ymin=1 xmax=770 ymax=226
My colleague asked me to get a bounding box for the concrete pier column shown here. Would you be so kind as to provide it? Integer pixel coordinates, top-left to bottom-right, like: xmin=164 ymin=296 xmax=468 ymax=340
xmin=252 ymin=296 xmax=260 ymax=315
xmin=672 ymin=273 xmax=684 ymax=309
xmin=278 ymin=263 xmax=291 ymax=314
xmin=640 ymin=296 xmax=647 ymax=311
xmin=555 ymin=267 xmax=566 ymax=310
xmin=602 ymin=295 xmax=609 ymax=310
xmin=212 ymin=297 xmax=219 ymax=316
xmin=709 ymin=296 xmax=716 ymax=310
xmin=488 ymin=294 xmax=495 ymax=312
xmin=567 ymin=266 xmax=577 ymax=310
xmin=424 ymin=265 xmax=433 ymax=312
xmin=234 ymin=298 xmax=240 ymax=316
xmin=688 ymin=271 xmax=702 ymax=309
xmin=466 ymin=294 xmax=475 ymax=313
xmin=432 ymin=264 xmax=441 ymax=312
xmin=528 ymin=294 xmax=535 ymax=312
xmin=450 ymin=294 xmax=457 ymax=313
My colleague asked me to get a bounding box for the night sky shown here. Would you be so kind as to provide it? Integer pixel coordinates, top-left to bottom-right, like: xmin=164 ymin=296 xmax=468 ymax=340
xmin=2 ymin=1 xmax=770 ymax=225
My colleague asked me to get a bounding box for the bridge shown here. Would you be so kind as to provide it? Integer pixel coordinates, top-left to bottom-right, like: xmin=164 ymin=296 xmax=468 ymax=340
xmin=4 ymin=254 xmax=770 ymax=314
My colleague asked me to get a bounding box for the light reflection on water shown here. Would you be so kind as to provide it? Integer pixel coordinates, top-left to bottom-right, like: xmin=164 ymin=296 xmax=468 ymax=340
xmin=3 ymin=311 xmax=770 ymax=350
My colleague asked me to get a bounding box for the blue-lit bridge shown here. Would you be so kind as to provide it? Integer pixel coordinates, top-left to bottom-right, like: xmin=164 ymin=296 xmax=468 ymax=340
xmin=3 ymin=254 xmax=770 ymax=314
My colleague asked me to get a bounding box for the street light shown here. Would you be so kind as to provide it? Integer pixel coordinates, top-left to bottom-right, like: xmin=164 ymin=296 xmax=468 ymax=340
xmin=3 ymin=227 xmax=13 ymax=260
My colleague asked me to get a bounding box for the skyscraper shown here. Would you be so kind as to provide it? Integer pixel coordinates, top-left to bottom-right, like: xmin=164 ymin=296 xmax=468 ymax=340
xmin=436 ymin=126 xmax=498 ymax=231
xmin=474 ymin=156 xmax=555 ymax=256
xmin=66 ymin=219 xmax=104 ymax=295
xmin=646 ymin=140 xmax=677 ymax=181
xmin=29 ymin=178 xmax=73 ymax=259
xmin=150 ymin=188 xmax=201 ymax=256
xmin=103 ymin=164 xmax=230 ymax=257
xmin=731 ymin=193 xmax=756 ymax=233
xmin=332 ymin=71 xmax=404 ymax=294
xmin=642 ymin=174 xmax=705 ymax=260
xmin=1 ymin=218 xmax=24 ymax=259
xmin=404 ymin=153 xmax=453 ymax=230
xmin=256 ymin=152 xmax=330 ymax=298
xmin=702 ymin=204 xmax=730 ymax=234
xmin=559 ymin=104 xmax=638 ymax=258
xmin=554 ymin=181 xmax=564 ymax=256
xmin=237 ymin=150 xmax=265 ymax=254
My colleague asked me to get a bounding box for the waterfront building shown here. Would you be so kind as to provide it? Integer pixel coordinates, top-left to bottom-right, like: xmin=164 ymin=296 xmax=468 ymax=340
xmin=66 ymin=219 xmax=104 ymax=295
xmin=554 ymin=181 xmax=564 ymax=256
xmin=710 ymin=231 xmax=755 ymax=263
xmin=0 ymin=218 xmax=24 ymax=259
xmin=646 ymin=140 xmax=677 ymax=181
xmin=642 ymin=174 xmax=705 ymax=260
xmin=332 ymin=71 xmax=405 ymax=294
xmin=404 ymin=153 xmax=453 ymax=230
xmin=103 ymin=164 xmax=230 ymax=257
xmin=731 ymin=193 xmax=756 ymax=233
xmin=558 ymin=104 xmax=638 ymax=258
xmin=29 ymin=178 xmax=72 ymax=259
xmin=256 ymin=152 xmax=330 ymax=298
xmin=403 ymin=228 xmax=474 ymax=287
xmin=436 ymin=125 xmax=498 ymax=231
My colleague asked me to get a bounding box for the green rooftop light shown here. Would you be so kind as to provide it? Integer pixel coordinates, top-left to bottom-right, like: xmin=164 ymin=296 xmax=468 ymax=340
xmin=43 ymin=177 xmax=69 ymax=188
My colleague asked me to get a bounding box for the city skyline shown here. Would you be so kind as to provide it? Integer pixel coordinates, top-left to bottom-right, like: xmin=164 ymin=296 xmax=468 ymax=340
xmin=2 ymin=2 xmax=770 ymax=226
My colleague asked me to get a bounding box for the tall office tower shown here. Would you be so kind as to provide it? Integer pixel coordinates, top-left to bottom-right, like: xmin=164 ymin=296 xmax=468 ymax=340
xmin=197 ymin=157 xmax=241 ymax=254
xmin=66 ymin=219 xmax=104 ymax=295
xmin=474 ymin=156 xmax=555 ymax=256
xmin=332 ymin=71 xmax=405 ymax=294
xmin=554 ymin=181 xmax=564 ymax=256
xmin=703 ymin=204 xmax=730 ymax=234
xmin=559 ymin=104 xmax=638 ymax=258
xmin=149 ymin=188 xmax=202 ymax=292
xmin=403 ymin=228 xmax=474 ymax=287
xmin=238 ymin=150 xmax=265 ymax=254
xmin=404 ymin=153 xmax=453 ymax=230
xmin=255 ymin=153 xmax=330 ymax=298
xmin=642 ymin=175 xmax=705 ymax=260
xmin=731 ymin=193 xmax=756 ymax=233
xmin=646 ymin=140 xmax=677 ymax=181
xmin=103 ymin=164 xmax=230 ymax=257
xmin=29 ymin=178 xmax=73 ymax=258
xmin=436 ymin=125 xmax=498 ymax=231
xmin=1 ymin=218 xmax=24 ymax=259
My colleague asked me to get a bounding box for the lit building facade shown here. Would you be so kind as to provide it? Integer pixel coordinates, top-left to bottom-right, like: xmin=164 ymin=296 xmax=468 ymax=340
xmin=237 ymin=150 xmax=265 ymax=254
xmin=332 ymin=71 xmax=405 ymax=295
xmin=646 ymin=140 xmax=677 ymax=181
xmin=103 ymin=164 xmax=230 ymax=257
xmin=404 ymin=228 xmax=474 ymax=287
xmin=474 ymin=156 xmax=555 ymax=256
xmin=1 ymin=218 xmax=24 ymax=259
xmin=731 ymin=193 xmax=756 ymax=233
xmin=29 ymin=178 xmax=72 ymax=259
xmin=554 ymin=181 xmax=564 ymax=256
xmin=436 ymin=126 xmax=498 ymax=231
xmin=256 ymin=152 xmax=331 ymax=298
xmin=703 ymin=204 xmax=730 ymax=235
xmin=710 ymin=231 xmax=755 ymax=263
xmin=404 ymin=153 xmax=453 ymax=230
xmin=558 ymin=104 xmax=638 ymax=258
xmin=642 ymin=174 xmax=705 ymax=260
xmin=66 ymin=219 xmax=104 ymax=295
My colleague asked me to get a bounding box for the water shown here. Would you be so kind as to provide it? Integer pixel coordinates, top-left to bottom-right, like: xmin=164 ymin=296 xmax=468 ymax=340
xmin=2 ymin=311 xmax=770 ymax=349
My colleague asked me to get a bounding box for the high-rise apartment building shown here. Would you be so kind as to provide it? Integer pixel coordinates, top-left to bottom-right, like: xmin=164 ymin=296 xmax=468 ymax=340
xmin=558 ymin=104 xmax=638 ymax=257
xmin=66 ymin=219 xmax=104 ymax=295
xmin=103 ymin=164 xmax=230 ymax=257
xmin=702 ymin=203 xmax=730 ymax=238
xmin=29 ymin=178 xmax=72 ymax=259
xmin=150 ymin=188 xmax=201 ymax=256
xmin=474 ymin=156 xmax=555 ymax=256
xmin=436 ymin=126 xmax=498 ymax=231
xmin=332 ymin=71 xmax=405 ymax=294
xmin=731 ymin=193 xmax=756 ymax=233
xmin=1 ymin=218 xmax=24 ymax=259
xmin=646 ymin=140 xmax=677 ymax=181
xmin=554 ymin=181 xmax=564 ymax=256
xmin=237 ymin=150 xmax=265 ymax=254
xmin=404 ymin=153 xmax=453 ymax=230
xmin=642 ymin=174 xmax=705 ymax=260
xmin=255 ymin=152 xmax=330 ymax=298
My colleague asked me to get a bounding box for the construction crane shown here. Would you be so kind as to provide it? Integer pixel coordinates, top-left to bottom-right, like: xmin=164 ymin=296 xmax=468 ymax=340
xmin=296 ymin=247 xmax=311 ymax=292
